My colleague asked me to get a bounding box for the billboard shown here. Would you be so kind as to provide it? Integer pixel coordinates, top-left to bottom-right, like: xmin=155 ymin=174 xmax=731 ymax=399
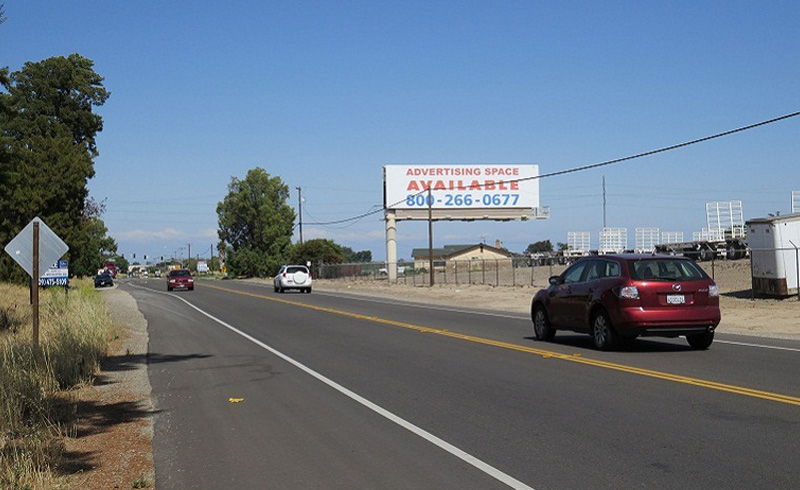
xmin=384 ymin=164 xmax=539 ymax=213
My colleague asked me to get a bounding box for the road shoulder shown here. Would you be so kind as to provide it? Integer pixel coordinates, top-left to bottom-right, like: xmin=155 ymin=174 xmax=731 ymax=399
xmin=58 ymin=286 xmax=156 ymax=489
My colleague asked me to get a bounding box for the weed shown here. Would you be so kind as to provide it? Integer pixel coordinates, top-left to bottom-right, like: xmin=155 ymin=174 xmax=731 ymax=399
xmin=0 ymin=306 xmax=21 ymax=332
xmin=133 ymin=474 xmax=149 ymax=488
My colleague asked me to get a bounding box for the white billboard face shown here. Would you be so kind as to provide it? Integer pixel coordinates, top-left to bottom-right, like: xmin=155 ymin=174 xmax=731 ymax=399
xmin=384 ymin=164 xmax=539 ymax=211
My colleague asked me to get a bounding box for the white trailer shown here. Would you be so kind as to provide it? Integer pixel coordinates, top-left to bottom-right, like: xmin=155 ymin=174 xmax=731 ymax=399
xmin=746 ymin=213 xmax=800 ymax=297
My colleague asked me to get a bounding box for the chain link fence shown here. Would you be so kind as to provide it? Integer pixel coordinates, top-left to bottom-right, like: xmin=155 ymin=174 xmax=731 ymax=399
xmin=316 ymin=258 xmax=570 ymax=288
xmin=316 ymin=247 xmax=800 ymax=300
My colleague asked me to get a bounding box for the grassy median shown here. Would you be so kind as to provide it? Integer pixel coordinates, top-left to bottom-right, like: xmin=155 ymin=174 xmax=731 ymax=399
xmin=0 ymin=280 xmax=112 ymax=489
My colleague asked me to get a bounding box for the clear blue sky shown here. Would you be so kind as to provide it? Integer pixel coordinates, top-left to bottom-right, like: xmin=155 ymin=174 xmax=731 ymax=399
xmin=4 ymin=1 xmax=799 ymax=262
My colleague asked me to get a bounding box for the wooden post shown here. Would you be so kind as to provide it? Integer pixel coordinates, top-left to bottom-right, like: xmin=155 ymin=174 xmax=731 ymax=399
xmin=32 ymin=222 xmax=40 ymax=348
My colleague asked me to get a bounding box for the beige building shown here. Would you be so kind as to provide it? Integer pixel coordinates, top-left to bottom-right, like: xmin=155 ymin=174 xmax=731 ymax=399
xmin=411 ymin=243 xmax=513 ymax=269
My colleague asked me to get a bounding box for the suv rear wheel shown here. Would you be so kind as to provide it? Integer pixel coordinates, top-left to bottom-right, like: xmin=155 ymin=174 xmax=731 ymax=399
xmin=532 ymin=306 xmax=555 ymax=341
xmin=592 ymin=310 xmax=619 ymax=351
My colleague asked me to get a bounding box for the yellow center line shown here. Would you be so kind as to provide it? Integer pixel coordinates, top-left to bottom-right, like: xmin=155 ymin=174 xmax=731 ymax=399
xmin=202 ymin=282 xmax=800 ymax=407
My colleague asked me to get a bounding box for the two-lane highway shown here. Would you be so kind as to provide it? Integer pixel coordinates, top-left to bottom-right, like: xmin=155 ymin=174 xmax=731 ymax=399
xmin=122 ymin=278 xmax=800 ymax=490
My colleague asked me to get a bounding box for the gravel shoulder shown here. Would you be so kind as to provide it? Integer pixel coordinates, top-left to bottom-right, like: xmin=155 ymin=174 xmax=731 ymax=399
xmin=58 ymin=286 xmax=155 ymax=489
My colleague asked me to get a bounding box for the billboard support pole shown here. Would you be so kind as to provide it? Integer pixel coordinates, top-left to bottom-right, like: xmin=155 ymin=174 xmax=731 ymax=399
xmin=386 ymin=210 xmax=397 ymax=282
xmin=428 ymin=188 xmax=434 ymax=287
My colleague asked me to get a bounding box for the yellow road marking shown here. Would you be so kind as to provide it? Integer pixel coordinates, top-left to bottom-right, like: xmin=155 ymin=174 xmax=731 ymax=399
xmin=203 ymin=283 xmax=800 ymax=407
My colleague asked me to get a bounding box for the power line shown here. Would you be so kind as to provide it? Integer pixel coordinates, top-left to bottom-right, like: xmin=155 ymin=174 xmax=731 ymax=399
xmin=301 ymin=110 xmax=800 ymax=226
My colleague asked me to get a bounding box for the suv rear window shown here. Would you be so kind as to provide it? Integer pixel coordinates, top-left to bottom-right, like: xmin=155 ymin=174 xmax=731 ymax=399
xmin=286 ymin=266 xmax=309 ymax=274
xmin=169 ymin=269 xmax=191 ymax=277
xmin=629 ymin=259 xmax=707 ymax=281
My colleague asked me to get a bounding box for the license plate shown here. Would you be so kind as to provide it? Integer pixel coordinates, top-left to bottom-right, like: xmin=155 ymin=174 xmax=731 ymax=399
xmin=667 ymin=294 xmax=685 ymax=304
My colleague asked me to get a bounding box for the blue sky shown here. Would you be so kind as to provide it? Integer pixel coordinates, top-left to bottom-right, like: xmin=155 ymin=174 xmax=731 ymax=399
xmin=4 ymin=1 xmax=799 ymax=262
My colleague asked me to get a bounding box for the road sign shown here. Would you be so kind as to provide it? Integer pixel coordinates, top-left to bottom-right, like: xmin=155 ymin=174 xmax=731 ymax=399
xmin=4 ymin=217 xmax=69 ymax=278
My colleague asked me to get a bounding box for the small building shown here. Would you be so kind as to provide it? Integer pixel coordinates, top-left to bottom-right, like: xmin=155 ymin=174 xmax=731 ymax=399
xmin=411 ymin=243 xmax=513 ymax=269
xmin=746 ymin=212 xmax=800 ymax=297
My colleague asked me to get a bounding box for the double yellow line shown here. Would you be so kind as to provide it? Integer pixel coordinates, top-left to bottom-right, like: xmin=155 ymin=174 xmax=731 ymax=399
xmin=203 ymin=283 xmax=800 ymax=407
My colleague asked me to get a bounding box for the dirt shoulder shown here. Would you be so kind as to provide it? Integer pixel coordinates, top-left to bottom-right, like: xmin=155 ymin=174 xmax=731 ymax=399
xmin=57 ymin=287 xmax=155 ymax=489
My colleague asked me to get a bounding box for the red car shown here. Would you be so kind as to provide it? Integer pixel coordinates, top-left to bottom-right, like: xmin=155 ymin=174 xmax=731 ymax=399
xmin=167 ymin=269 xmax=194 ymax=291
xmin=531 ymin=254 xmax=720 ymax=350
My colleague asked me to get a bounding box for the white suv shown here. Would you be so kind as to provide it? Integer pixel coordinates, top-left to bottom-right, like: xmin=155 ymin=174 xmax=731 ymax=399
xmin=274 ymin=265 xmax=312 ymax=293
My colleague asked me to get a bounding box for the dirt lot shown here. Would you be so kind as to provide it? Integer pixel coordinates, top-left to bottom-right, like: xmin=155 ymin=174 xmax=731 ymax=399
xmin=313 ymin=259 xmax=800 ymax=340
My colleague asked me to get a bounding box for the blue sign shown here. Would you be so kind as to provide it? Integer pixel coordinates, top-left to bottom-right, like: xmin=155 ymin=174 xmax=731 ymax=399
xmin=39 ymin=260 xmax=69 ymax=287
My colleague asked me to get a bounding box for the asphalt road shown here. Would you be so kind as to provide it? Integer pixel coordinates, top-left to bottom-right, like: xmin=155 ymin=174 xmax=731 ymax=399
xmin=120 ymin=278 xmax=800 ymax=490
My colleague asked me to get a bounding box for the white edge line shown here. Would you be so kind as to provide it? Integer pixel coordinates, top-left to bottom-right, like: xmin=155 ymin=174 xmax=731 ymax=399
xmin=715 ymin=340 xmax=800 ymax=352
xmin=127 ymin=283 xmax=537 ymax=490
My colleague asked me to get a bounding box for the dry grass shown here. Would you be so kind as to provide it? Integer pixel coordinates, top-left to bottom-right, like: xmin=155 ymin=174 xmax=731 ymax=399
xmin=0 ymin=279 xmax=112 ymax=490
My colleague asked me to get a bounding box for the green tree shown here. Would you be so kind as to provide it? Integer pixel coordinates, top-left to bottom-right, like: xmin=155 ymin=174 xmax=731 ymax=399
xmin=288 ymin=239 xmax=345 ymax=266
xmin=524 ymin=240 xmax=553 ymax=255
xmin=342 ymin=246 xmax=372 ymax=263
xmin=107 ymin=253 xmax=129 ymax=274
xmin=0 ymin=54 xmax=110 ymax=280
xmin=216 ymin=168 xmax=295 ymax=277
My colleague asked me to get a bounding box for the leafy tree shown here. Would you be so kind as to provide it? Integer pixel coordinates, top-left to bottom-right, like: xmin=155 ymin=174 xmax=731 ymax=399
xmin=70 ymin=215 xmax=118 ymax=276
xmin=107 ymin=253 xmax=129 ymax=274
xmin=342 ymin=246 xmax=372 ymax=263
xmin=524 ymin=240 xmax=554 ymax=255
xmin=288 ymin=239 xmax=345 ymax=265
xmin=0 ymin=54 xmax=110 ymax=281
xmin=557 ymin=242 xmax=569 ymax=251
xmin=216 ymin=168 xmax=295 ymax=277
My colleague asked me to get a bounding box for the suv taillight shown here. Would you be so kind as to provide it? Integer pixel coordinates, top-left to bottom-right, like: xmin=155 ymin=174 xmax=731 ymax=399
xmin=616 ymin=285 xmax=640 ymax=299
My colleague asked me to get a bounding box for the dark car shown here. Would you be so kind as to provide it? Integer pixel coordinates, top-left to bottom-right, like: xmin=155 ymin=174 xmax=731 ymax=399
xmin=530 ymin=254 xmax=721 ymax=350
xmin=94 ymin=271 xmax=114 ymax=288
xmin=167 ymin=269 xmax=194 ymax=291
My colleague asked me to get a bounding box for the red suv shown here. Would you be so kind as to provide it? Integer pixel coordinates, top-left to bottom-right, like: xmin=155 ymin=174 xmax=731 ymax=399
xmin=531 ymin=254 xmax=720 ymax=350
xmin=167 ymin=269 xmax=194 ymax=291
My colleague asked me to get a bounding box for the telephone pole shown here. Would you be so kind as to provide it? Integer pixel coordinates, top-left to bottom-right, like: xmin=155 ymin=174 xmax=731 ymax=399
xmin=296 ymin=186 xmax=304 ymax=245
xmin=602 ymin=176 xmax=607 ymax=229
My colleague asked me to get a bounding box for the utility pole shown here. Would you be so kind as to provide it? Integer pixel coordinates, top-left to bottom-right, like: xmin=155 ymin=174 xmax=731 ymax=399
xmin=602 ymin=176 xmax=607 ymax=229
xmin=296 ymin=186 xmax=303 ymax=245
